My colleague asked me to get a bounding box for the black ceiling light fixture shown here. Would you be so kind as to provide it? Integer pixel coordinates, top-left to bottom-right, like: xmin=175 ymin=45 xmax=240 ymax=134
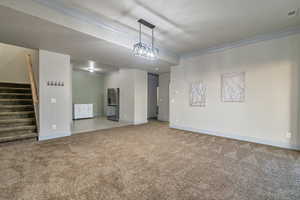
xmin=133 ymin=19 xmax=159 ymax=60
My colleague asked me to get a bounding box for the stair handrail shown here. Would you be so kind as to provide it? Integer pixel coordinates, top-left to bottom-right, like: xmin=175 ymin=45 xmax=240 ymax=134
xmin=26 ymin=54 xmax=39 ymax=133
xmin=25 ymin=54 xmax=38 ymax=104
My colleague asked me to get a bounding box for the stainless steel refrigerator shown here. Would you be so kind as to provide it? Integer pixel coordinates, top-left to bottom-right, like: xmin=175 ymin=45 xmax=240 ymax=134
xmin=107 ymin=88 xmax=119 ymax=121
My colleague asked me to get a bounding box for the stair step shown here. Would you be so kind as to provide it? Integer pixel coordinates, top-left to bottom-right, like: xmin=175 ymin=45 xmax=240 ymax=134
xmin=0 ymin=125 xmax=36 ymax=133
xmin=0 ymin=105 xmax=34 ymax=108
xmin=0 ymin=93 xmax=32 ymax=99
xmin=0 ymin=99 xmax=33 ymax=101
xmin=0 ymin=105 xmax=33 ymax=109
xmin=0 ymin=118 xmax=35 ymax=124
xmin=0 ymin=105 xmax=34 ymax=112
xmin=0 ymin=111 xmax=34 ymax=116
xmin=0 ymin=82 xmax=31 ymax=88
xmin=0 ymin=87 xmax=31 ymax=94
xmin=0 ymin=87 xmax=31 ymax=90
xmin=0 ymin=93 xmax=32 ymax=95
xmin=0 ymin=111 xmax=35 ymax=120
xmin=0 ymin=99 xmax=33 ymax=105
xmin=0 ymin=131 xmax=37 ymax=143
xmin=0 ymin=122 xmax=35 ymax=128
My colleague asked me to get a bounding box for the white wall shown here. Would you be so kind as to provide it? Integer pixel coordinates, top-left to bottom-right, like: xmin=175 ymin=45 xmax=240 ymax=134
xmin=158 ymin=72 xmax=170 ymax=122
xmin=104 ymin=69 xmax=135 ymax=123
xmin=135 ymin=70 xmax=148 ymax=124
xmin=0 ymin=43 xmax=38 ymax=83
xmin=148 ymin=73 xmax=159 ymax=118
xmin=39 ymin=50 xmax=72 ymax=140
xmin=170 ymin=34 xmax=300 ymax=150
xmin=72 ymin=70 xmax=105 ymax=117
xmin=104 ymin=69 xmax=147 ymax=124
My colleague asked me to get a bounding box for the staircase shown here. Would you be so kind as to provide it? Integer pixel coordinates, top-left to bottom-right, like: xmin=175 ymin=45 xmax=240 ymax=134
xmin=0 ymin=82 xmax=37 ymax=142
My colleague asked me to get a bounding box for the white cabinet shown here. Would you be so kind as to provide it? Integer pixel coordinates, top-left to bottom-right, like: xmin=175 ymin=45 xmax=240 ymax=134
xmin=74 ymin=104 xmax=93 ymax=119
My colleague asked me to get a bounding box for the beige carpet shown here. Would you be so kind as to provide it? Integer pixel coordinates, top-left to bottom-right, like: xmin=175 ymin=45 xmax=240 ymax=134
xmin=0 ymin=121 xmax=299 ymax=200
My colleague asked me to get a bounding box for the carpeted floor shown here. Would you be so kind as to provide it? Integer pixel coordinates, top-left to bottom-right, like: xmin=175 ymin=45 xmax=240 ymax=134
xmin=0 ymin=121 xmax=300 ymax=200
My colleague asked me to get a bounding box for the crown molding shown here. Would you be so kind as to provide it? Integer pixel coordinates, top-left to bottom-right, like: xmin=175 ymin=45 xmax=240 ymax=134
xmin=181 ymin=26 xmax=300 ymax=59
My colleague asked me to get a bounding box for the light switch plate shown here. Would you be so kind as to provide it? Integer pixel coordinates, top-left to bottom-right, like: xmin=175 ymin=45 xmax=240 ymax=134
xmin=51 ymin=98 xmax=57 ymax=104
xmin=52 ymin=124 xmax=57 ymax=130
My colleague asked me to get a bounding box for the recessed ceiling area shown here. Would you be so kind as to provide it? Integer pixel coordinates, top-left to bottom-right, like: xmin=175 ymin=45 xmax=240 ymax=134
xmin=0 ymin=5 xmax=172 ymax=73
xmin=52 ymin=0 xmax=300 ymax=54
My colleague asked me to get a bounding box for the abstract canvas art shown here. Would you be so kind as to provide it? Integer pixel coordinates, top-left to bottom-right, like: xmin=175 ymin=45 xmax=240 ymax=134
xmin=190 ymin=82 xmax=206 ymax=107
xmin=221 ymin=72 xmax=245 ymax=102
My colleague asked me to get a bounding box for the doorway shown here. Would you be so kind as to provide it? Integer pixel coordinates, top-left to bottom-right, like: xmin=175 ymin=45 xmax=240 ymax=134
xmin=71 ymin=67 xmax=129 ymax=134
xmin=147 ymin=73 xmax=159 ymax=120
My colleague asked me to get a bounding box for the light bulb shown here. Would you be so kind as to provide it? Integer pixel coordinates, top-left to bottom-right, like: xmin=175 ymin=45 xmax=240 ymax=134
xmin=150 ymin=52 xmax=154 ymax=58
xmin=138 ymin=47 xmax=143 ymax=54
xmin=89 ymin=60 xmax=95 ymax=69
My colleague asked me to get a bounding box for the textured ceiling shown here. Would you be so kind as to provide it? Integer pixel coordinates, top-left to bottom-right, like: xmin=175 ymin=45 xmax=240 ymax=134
xmin=56 ymin=0 xmax=300 ymax=54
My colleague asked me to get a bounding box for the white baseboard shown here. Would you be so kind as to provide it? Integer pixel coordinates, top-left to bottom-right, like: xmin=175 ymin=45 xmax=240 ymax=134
xmin=170 ymin=124 xmax=300 ymax=150
xmin=157 ymin=118 xmax=169 ymax=122
xmin=118 ymin=120 xmax=133 ymax=125
xmin=134 ymin=120 xmax=148 ymax=125
xmin=158 ymin=116 xmax=169 ymax=122
xmin=39 ymin=132 xmax=71 ymax=141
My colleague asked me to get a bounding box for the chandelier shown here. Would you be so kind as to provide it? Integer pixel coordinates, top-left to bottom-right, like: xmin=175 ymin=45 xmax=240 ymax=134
xmin=133 ymin=19 xmax=159 ymax=60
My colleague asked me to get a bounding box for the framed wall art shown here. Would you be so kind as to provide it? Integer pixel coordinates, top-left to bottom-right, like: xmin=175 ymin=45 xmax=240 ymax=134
xmin=190 ymin=82 xmax=206 ymax=107
xmin=221 ymin=72 xmax=245 ymax=102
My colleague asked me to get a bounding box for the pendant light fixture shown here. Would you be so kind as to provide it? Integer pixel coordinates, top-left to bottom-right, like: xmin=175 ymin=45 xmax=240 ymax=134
xmin=133 ymin=19 xmax=159 ymax=60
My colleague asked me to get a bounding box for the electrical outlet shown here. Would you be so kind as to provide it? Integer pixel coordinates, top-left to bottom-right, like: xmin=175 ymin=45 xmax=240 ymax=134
xmin=286 ymin=132 xmax=292 ymax=139
xmin=52 ymin=124 xmax=57 ymax=130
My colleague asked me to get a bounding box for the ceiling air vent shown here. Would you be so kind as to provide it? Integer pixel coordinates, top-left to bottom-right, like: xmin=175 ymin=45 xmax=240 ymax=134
xmin=288 ymin=9 xmax=299 ymax=17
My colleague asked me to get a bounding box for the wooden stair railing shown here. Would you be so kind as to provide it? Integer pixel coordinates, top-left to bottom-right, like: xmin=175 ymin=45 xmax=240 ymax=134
xmin=25 ymin=54 xmax=39 ymax=131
